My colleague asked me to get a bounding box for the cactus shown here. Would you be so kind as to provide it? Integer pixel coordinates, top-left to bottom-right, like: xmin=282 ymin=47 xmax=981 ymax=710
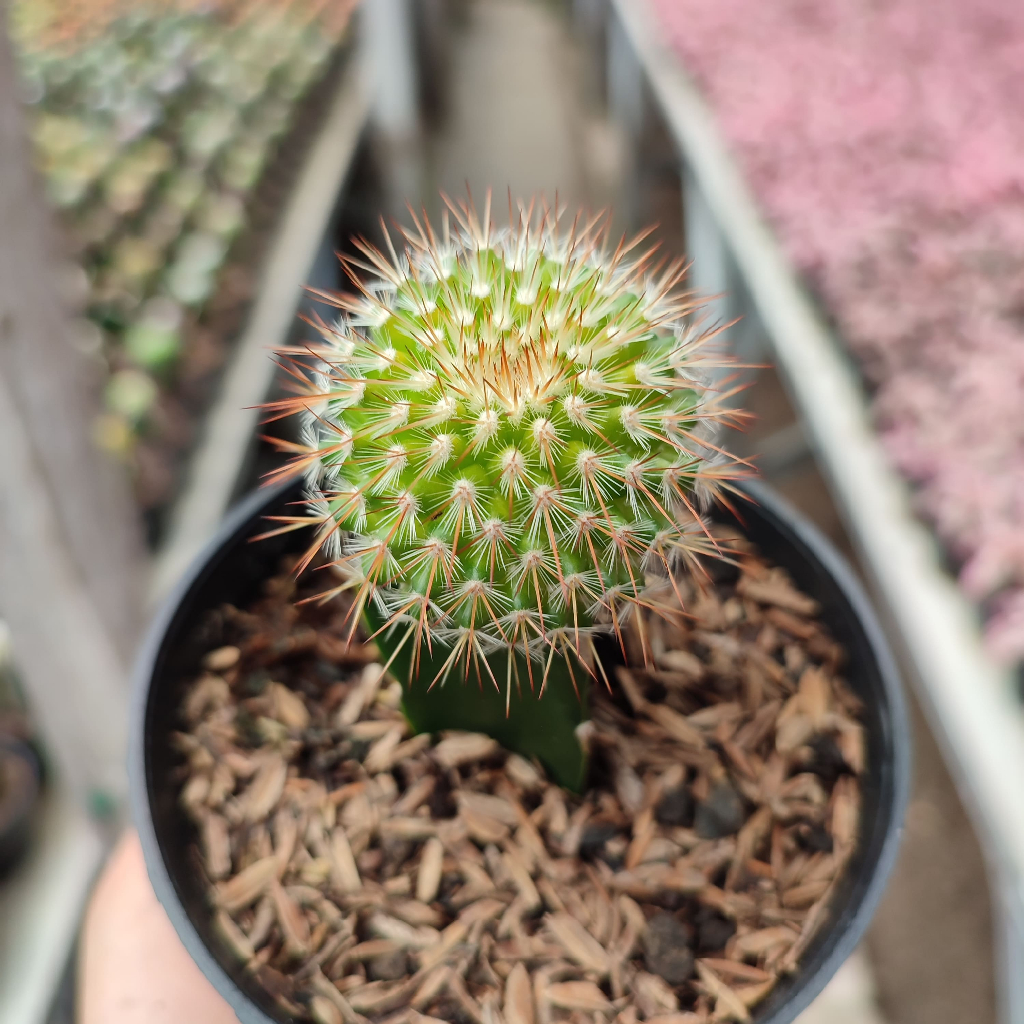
xmin=270 ymin=196 xmax=745 ymax=788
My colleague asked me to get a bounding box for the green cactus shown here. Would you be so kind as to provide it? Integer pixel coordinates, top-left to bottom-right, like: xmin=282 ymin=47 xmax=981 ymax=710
xmin=271 ymin=196 xmax=744 ymax=789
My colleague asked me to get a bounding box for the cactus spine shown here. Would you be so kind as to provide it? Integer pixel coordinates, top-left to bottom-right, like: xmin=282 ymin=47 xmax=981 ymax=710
xmin=271 ymin=196 xmax=743 ymax=786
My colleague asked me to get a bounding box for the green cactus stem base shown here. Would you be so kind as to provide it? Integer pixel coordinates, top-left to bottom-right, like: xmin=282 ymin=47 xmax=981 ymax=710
xmin=365 ymin=604 xmax=590 ymax=792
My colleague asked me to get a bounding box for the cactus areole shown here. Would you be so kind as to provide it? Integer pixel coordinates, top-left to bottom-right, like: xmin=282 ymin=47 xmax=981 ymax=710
xmin=269 ymin=197 xmax=744 ymax=790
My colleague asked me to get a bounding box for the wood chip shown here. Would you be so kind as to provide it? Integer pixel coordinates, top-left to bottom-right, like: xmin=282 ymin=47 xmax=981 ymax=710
xmin=781 ymin=880 xmax=830 ymax=909
xmin=447 ymin=972 xmax=485 ymax=1024
xmin=536 ymin=876 xmax=566 ymax=914
xmin=698 ymin=960 xmax=769 ymax=984
xmin=337 ymin=664 xmax=385 ymax=727
xmin=626 ymin=807 xmax=656 ymax=870
xmin=203 ymin=645 xmax=240 ymax=671
xmin=737 ymin=576 xmax=818 ymax=617
xmin=559 ymin=803 xmax=592 ymax=858
xmin=765 ymin=607 xmax=817 ymax=640
xmin=216 ymin=856 xmax=278 ymax=912
xmin=462 ymin=806 xmax=511 ymax=844
xmin=392 ymin=777 xmax=436 ymax=817
xmin=502 ymin=847 xmax=541 ymax=910
xmin=364 ymin=726 xmax=406 ymax=774
xmin=615 ymin=761 xmax=645 ymax=815
xmin=311 ymin=995 xmax=345 ymax=1024
xmin=646 ymin=705 xmax=707 ymax=749
xmin=272 ymin=807 xmax=299 ymax=876
xmin=545 ymin=913 xmax=610 ymax=975
xmin=185 ymin=675 xmax=230 ymax=723
xmin=656 ymin=649 xmax=705 ymax=678
xmin=345 ymin=939 xmax=399 ymax=962
xmin=380 ymin=817 xmax=438 ymax=841
xmin=459 ymin=791 xmax=520 ymax=827
xmin=796 ymin=668 xmax=830 ymax=727
xmin=774 ymin=713 xmax=814 ymax=754
xmin=312 ymin=970 xmax=371 ymax=1024
xmin=696 ymin=961 xmax=750 ymax=1023
xmin=269 ymin=681 xmax=311 ymax=730
xmin=389 ymin=899 xmax=444 ymax=928
xmin=342 ymin=793 xmax=378 ymax=837
xmin=460 ymin=898 xmax=508 ymax=926
xmin=836 ymin=720 xmax=865 ymax=774
xmin=240 ymin=755 xmax=288 ymax=822
xmin=433 ymin=732 xmax=500 ymax=769
xmin=213 ymin=909 xmax=255 ymax=962
xmin=506 ymin=755 xmax=544 ymax=792
xmin=390 ymin=734 xmax=434 ymax=765
xmin=348 ymin=977 xmax=422 ymax=1015
xmin=180 ymin=773 xmax=210 ymax=812
xmin=350 ymin=720 xmax=402 ymax=741
xmin=412 ymin=966 xmax=453 ymax=1009
xmin=633 ymin=973 xmax=679 ymax=1018
xmin=201 ymin=812 xmax=232 ymax=880
xmin=736 ymin=977 xmax=776 ymax=1009
xmin=504 ymin=962 xmax=535 ymax=1024
xmin=368 ymin=913 xmax=439 ymax=949
xmin=546 ymin=981 xmax=613 ymax=1012
xmin=246 ymin=896 xmax=276 ymax=949
xmin=831 ymin=775 xmax=860 ymax=861
xmin=614 ymin=667 xmax=649 ymax=713
xmin=329 ymin=827 xmax=362 ymax=893
xmin=416 ymin=836 xmax=445 ymax=904
xmin=271 ymin=881 xmax=311 ymax=957
xmin=726 ymin=806 xmax=772 ymax=890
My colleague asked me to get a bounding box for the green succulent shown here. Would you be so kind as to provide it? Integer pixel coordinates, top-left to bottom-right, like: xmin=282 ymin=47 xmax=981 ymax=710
xmin=124 ymin=297 xmax=183 ymax=371
xmin=10 ymin=0 xmax=354 ymax=459
xmin=284 ymin=198 xmax=744 ymax=788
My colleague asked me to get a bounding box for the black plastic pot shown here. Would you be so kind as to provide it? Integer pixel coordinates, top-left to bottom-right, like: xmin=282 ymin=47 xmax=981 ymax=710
xmin=132 ymin=478 xmax=910 ymax=1024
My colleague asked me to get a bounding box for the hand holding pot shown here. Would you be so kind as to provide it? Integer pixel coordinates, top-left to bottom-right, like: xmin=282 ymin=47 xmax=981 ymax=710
xmin=79 ymin=831 xmax=237 ymax=1024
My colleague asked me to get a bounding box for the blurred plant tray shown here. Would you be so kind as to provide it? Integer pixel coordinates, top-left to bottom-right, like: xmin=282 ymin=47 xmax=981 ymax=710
xmin=9 ymin=0 xmax=360 ymax=542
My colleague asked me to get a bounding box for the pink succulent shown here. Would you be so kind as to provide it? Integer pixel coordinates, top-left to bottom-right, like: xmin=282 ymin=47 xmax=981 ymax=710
xmin=654 ymin=0 xmax=1024 ymax=662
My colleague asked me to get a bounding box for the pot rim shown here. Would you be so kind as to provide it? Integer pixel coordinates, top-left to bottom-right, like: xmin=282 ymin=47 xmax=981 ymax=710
xmin=738 ymin=479 xmax=910 ymax=1022
xmin=131 ymin=478 xmax=910 ymax=1024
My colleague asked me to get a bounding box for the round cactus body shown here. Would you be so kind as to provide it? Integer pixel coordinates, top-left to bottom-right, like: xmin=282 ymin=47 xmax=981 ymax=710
xmin=275 ymin=198 xmax=741 ymax=697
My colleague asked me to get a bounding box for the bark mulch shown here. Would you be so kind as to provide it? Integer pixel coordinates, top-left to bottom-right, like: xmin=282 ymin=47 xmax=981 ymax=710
xmin=174 ymin=526 xmax=864 ymax=1023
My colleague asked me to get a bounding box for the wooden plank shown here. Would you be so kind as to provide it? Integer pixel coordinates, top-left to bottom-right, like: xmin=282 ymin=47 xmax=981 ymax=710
xmin=0 ymin=19 xmax=143 ymax=799
xmin=0 ymin=365 xmax=130 ymax=799
xmin=152 ymin=50 xmax=370 ymax=602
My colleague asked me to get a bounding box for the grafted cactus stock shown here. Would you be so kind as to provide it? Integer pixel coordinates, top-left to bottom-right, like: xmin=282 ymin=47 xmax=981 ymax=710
xmin=264 ymin=195 xmax=747 ymax=788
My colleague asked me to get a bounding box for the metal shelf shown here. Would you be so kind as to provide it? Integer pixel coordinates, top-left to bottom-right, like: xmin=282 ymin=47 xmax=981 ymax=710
xmin=603 ymin=2 xmax=1024 ymax=1021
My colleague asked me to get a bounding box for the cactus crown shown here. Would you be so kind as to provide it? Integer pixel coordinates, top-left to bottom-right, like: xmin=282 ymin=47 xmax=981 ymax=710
xmin=271 ymin=195 xmax=744 ymax=696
